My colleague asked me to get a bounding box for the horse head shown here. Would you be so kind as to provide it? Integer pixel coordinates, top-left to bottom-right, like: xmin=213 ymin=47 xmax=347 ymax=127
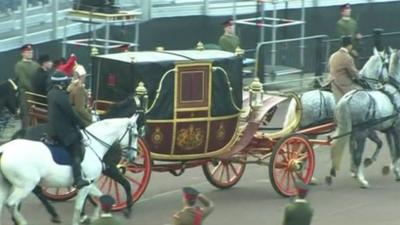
xmin=360 ymin=47 xmax=390 ymax=86
xmin=388 ymin=47 xmax=400 ymax=80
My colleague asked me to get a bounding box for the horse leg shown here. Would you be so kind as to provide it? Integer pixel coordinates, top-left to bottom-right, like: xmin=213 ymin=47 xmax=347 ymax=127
xmin=32 ymin=186 xmax=61 ymax=223
xmin=87 ymin=184 xmax=104 ymax=221
xmin=391 ymin=129 xmax=400 ymax=181
xmin=103 ymin=165 xmax=133 ymax=218
xmin=6 ymin=185 xmax=36 ymax=225
xmin=363 ymin=131 xmax=383 ymax=167
xmin=72 ymin=186 xmax=91 ymax=225
xmin=352 ymin=134 xmax=369 ymax=188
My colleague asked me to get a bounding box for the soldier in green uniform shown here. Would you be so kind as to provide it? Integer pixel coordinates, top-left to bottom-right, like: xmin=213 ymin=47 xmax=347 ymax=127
xmin=91 ymin=195 xmax=122 ymax=225
xmin=282 ymin=181 xmax=313 ymax=225
xmin=14 ymin=44 xmax=40 ymax=128
xmin=336 ymin=3 xmax=362 ymax=58
xmin=218 ymin=19 xmax=240 ymax=53
xmin=173 ymin=187 xmax=214 ymax=225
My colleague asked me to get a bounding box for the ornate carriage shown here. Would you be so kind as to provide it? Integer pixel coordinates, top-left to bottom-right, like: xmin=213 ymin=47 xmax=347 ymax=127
xmin=28 ymin=49 xmax=319 ymax=210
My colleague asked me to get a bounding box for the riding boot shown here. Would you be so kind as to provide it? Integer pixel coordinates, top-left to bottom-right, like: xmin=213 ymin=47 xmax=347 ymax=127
xmin=72 ymin=159 xmax=90 ymax=189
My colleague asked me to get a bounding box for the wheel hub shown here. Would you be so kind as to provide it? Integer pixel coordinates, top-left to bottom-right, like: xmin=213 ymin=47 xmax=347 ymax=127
xmin=117 ymin=164 xmax=127 ymax=174
xmin=289 ymin=159 xmax=303 ymax=172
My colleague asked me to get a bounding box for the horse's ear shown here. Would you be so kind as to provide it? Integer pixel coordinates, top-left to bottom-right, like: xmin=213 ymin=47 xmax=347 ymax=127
xmin=129 ymin=114 xmax=139 ymax=125
xmin=388 ymin=46 xmax=394 ymax=54
xmin=373 ymin=47 xmax=379 ymax=56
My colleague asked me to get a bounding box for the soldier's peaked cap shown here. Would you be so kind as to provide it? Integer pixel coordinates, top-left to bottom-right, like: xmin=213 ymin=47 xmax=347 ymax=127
xmin=182 ymin=187 xmax=199 ymax=200
xmin=20 ymin=44 xmax=33 ymax=52
xmin=340 ymin=3 xmax=351 ymax=11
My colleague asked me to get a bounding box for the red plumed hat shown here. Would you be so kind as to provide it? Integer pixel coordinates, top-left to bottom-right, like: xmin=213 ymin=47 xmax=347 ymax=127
xmin=57 ymin=54 xmax=77 ymax=77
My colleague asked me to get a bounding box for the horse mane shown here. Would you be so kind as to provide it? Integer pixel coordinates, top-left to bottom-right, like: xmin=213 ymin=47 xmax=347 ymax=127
xmin=389 ymin=50 xmax=400 ymax=78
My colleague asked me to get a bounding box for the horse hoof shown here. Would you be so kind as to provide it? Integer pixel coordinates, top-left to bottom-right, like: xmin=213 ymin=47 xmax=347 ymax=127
xmin=122 ymin=207 xmax=132 ymax=218
xmin=363 ymin=158 xmax=373 ymax=167
xmin=309 ymin=177 xmax=319 ymax=185
xmin=80 ymin=215 xmax=91 ymax=225
xmin=360 ymin=184 xmax=370 ymax=189
xmin=51 ymin=216 xmax=61 ymax=223
xmin=325 ymin=176 xmax=333 ymax=186
xmin=382 ymin=166 xmax=390 ymax=175
xmin=330 ymin=168 xmax=336 ymax=177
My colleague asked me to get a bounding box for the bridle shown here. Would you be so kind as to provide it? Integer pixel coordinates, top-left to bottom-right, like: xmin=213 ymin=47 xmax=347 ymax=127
xmin=83 ymin=123 xmax=138 ymax=162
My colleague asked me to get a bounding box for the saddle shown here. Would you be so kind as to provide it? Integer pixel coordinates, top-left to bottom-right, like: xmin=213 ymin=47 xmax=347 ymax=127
xmin=39 ymin=135 xmax=73 ymax=166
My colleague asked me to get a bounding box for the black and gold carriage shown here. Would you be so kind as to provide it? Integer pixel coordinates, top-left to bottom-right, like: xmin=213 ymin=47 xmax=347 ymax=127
xmin=32 ymin=49 xmax=316 ymax=210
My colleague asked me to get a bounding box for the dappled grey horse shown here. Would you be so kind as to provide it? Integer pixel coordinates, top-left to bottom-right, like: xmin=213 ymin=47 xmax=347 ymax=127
xmin=330 ymin=48 xmax=400 ymax=188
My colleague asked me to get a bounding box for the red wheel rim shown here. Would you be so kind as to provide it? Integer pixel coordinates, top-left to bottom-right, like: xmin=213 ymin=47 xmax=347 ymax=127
xmin=42 ymin=187 xmax=77 ymax=201
xmin=203 ymin=155 xmax=246 ymax=188
xmin=98 ymin=138 xmax=151 ymax=210
xmin=271 ymin=136 xmax=315 ymax=196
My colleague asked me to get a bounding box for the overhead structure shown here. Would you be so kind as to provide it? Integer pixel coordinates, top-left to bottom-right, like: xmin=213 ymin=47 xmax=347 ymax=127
xmin=62 ymin=9 xmax=141 ymax=56
xmin=234 ymin=0 xmax=306 ymax=78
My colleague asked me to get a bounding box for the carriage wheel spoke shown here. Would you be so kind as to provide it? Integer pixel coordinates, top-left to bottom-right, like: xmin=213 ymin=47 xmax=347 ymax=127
xmin=126 ymin=175 xmax=142 ymax=186
xmin=278 ymin=169 xmax=289 ymax=188
xmin=229 ymin=163 xmax=240 ymax=177
xmin=114 ymin=182 xmax=122 ymax=203
xmin=107 ymin=178 xmax=113 ymax=194
xmin=211 ymin=162 xmax=223 ymax=176
xmin=218 ymin=163 xmax=226 ymax=182
xmin=225 ymin=164 xmax=231 ymax=182
xmin=99 ymin=177 xmax=109 ymax=190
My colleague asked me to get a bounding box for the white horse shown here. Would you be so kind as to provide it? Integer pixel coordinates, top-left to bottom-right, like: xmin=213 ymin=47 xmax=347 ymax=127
xmin=0 ymin=114 xmax=139 ymax=225
xmin=284 ymin=48 xmax=389 ymax=130
xmin=331 ymin=48 xmax=400 ymax=188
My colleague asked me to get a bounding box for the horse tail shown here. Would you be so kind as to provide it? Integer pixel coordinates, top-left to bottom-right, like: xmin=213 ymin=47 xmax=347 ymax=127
xmin=283 ymin=97 xmax=298 ymax=128
xmin=331 ymin=95 xmax=353 ymax=171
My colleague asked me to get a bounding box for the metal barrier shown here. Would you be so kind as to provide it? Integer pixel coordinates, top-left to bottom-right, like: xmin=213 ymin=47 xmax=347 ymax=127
xmin=254 ymin=35 xmax=330 ymax=86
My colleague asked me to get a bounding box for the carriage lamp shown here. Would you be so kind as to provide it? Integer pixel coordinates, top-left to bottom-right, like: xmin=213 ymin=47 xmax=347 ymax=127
xmin=91 ymin=47 xmax=99 ymax=56
xmin=196 ymin=41 xmax=205 ymax=51
xmin=135 ymin=82 xmax=148 ymax=112
xmin=249 ymin=77 xmax=264 ymax=109
xmin=235 ymin=46 xmax=244 ymax=56
xmin=156 ymin=46 xmax=165 ymax=52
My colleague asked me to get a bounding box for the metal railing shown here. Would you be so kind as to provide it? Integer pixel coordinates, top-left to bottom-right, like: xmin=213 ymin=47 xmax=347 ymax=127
xmin=323 ymin=30 xmax=400 ymax=68
xmin=254 ymin=35 xmax=330 ymax=84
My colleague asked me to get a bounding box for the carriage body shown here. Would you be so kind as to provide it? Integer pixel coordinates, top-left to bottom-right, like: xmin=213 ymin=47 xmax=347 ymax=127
xmin=92 ymin=50 xmax=243 ymax=161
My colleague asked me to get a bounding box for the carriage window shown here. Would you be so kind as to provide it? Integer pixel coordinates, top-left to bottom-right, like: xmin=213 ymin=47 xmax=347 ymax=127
xmin=176 ymin=64 xmax=210 ymax=109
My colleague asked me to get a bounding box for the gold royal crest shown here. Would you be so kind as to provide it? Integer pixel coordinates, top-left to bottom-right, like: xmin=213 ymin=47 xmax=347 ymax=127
xmin=151 ymin=127 xmax=164 ymax=145
xmin=176 ymin=124 xmax=205 ymax=150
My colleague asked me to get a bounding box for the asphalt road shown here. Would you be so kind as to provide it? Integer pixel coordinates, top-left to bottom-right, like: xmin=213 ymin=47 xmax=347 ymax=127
xmin=1 ymin=98 xmax=399 ymax=225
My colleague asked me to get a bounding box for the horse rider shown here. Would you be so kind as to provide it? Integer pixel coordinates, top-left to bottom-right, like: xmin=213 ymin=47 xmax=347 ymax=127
xmin=218 ymin=19 xmax=240 ymax=53
xmin=173 ymin=187 xmax=214 ymax=225
xmin=14 ymin=44 xmax=40 ymax=128
xmin=67 ymin=64 xmax=92 ymax=127
xmin=282 ymin=181 xmax=313 ymax=225
xmin=329 ymin=35 xmax=362 ymax=103
xmin=91 ymin=195 xmax=122 ymax=225
xmin=47 ymin=54 xmax=90 ymax=189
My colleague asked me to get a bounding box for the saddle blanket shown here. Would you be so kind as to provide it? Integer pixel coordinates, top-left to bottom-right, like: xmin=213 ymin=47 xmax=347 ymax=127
xmin=45 ymin=144 xmax=73 ymax=166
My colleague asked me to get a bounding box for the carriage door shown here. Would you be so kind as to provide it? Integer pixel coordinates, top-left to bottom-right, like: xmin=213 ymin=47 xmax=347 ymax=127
xmin=172 ymin=63 xmax=212 ymax=156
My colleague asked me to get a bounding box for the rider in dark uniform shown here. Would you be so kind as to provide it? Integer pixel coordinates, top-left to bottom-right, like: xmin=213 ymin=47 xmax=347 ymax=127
xmin=47 ymin=65 xmax=90 ymax=189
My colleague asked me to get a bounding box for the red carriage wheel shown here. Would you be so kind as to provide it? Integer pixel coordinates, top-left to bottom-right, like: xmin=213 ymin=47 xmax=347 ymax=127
xmin=269 ymin=134 xmax=315 ymax=197
xmin=202 ymin=155 xmax=246 ymax=189
xmin=98 ymin=138 xmax=152 ymax=210
xmin=42 ymin=187 xmax=77 ymax=201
